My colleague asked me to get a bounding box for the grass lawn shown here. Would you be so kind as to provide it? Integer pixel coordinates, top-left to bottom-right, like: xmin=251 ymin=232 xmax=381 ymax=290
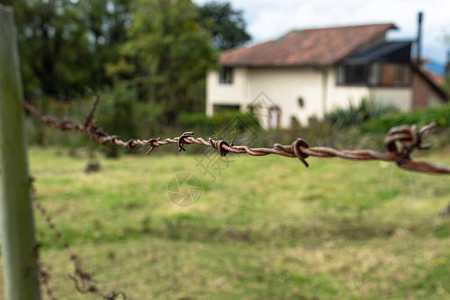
xmin=1 ymin=146 xmax=450 ymax=299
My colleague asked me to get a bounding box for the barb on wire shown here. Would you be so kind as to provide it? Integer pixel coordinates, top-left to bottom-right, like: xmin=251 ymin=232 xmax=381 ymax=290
xmin=30 ymin=178 xmax=126 ymax=300
xmin=22 ymin=97 xmax=450 ymax=174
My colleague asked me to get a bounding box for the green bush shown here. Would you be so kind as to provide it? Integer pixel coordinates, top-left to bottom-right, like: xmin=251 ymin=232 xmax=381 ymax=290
xmin=97 ymin=84 xmax=138 ymax=138
xmin=212 ymin=111 xmax=260 ymax=131
xmin=179 ymin=111 xmax=260 ymax=137
xmin=325 ymin=98 xmax=398 ymax=128
xmin=96 ymin=84 xmax=140 ymax=157
xmin=361 ymin=103 xmax=450 ymax=133
xmin=179 ymin=112 xmax=214 ymax=134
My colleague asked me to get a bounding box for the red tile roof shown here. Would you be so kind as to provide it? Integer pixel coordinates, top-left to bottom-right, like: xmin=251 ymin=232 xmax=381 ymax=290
xmin=423 ymin=69 xmax=444 ymax=86
xmin=220 ymin=23 xmax=396 ymax=67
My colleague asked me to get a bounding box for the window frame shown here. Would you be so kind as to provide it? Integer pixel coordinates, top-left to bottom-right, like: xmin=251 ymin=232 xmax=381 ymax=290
xmin=336 ymin=63 xmax=412 ymax=87
xmin=219 ymin=67 xmax=234 ymax=85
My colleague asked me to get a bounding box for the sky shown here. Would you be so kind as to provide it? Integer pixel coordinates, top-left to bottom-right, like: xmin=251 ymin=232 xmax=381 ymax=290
xmin=194 ymin=0 xmax=450 ymax=64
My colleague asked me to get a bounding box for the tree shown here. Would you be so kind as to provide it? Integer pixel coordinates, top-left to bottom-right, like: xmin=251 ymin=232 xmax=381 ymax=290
xmin=2 ymin=0 xmax=130 ymax=98
xmin=114 ymin=0 xmax=217 ymax=125
xmin=197 ymin=1 xmax=251 ymax=50
xmin=78 ymin=0 xmax=131 ymax=89
xmin=6 ymin=0 xmax=92 ymax=97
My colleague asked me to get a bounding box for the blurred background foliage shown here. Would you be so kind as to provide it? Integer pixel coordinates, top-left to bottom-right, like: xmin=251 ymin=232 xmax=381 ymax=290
xmin=1 ymin=0 xmax=251 ymax=98
xmin=2 ymin=0 xmax=251 ymax=134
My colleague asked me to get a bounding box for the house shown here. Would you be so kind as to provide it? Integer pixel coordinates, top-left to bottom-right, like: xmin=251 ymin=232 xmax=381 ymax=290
xmin=206 ymin=23 xmax=449 ymax=128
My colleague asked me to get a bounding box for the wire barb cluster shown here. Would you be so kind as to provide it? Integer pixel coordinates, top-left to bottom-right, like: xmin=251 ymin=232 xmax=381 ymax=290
xmin=22 ymin=96 xmax=450 ymax=174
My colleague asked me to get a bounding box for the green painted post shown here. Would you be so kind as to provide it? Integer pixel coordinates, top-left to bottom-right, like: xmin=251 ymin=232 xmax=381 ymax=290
xmin=0 ymin=5 xmax=42 ymax=300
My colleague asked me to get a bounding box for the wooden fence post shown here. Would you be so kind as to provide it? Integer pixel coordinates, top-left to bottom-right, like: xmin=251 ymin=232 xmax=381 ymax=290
xmin=0 ymin=5 xmax=42 ymax=300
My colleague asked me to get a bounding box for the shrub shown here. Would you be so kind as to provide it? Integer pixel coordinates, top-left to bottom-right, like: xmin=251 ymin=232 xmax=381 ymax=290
xmin=325 ymin=98 xmax=398 ymax=128
xmin=212 ymin=111 xmax=260 ymax=131
xmin=180 ymin=111 xmax=260 ymax=137
xmin=179 ymin=112 xmax=214 ymax=134
xmin=97 ymin=84 xmax=138 ymax=138
xmin=361 ymin=103 xmax=450 ymax=133
xmin=96 ymin=84 xmax=139 ymax=157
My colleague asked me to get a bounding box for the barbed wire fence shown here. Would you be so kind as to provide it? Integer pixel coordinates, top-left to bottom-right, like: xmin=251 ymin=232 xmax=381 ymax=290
xmin=19 ymin=92 xmax=450 ymax=299
xmin=23 ymin=95 xmax=450 ymax=174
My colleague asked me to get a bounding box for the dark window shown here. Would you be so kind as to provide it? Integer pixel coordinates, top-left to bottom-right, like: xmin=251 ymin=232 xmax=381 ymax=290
xmin=219 ymin=67 xmax=233 ymax=84
xmin=213 ymin=104 xmax=240 ymax=114
xmin=343 ymin=65 xmax=368 ymax=85
xmin=298 ymin=97 xmax=304 ymax=108
xmin=337 ymin=63 xmax=411 ymax=87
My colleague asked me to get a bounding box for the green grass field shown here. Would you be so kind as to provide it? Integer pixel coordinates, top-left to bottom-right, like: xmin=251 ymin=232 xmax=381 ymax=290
xmin=1 ymin=146 xmax=450 ymax=299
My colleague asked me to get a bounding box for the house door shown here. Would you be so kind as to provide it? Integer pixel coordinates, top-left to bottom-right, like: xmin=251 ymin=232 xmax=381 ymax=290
xmin=269 ymin=107 xmax=280 ymax=129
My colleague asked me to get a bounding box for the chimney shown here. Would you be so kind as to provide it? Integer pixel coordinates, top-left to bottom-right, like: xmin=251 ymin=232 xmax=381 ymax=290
xmin=416 ymin=11 xmax=423 ymax=65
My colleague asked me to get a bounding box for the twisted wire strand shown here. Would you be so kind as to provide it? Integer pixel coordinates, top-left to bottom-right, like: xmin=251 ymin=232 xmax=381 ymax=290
xmin=22 ymin=99 xmax=450 ymax=174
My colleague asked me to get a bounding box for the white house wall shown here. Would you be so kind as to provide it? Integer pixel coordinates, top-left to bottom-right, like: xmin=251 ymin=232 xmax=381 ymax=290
xmin=325 ymin=67 xmax=370 ymax=112
xmin=368 ymin=88 xmax=412 ymax=111
xmin=206 ymin=68 xmax=248 ymax=116
xmin=247 ymin=68 xmax=323 ymax=126
xmin=207 ymin=66 xmax=418 ymax=127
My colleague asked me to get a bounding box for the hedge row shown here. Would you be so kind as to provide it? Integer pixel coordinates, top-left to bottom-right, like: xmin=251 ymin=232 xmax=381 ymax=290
xmin=361 ymin=103 xmax=450 ymax=133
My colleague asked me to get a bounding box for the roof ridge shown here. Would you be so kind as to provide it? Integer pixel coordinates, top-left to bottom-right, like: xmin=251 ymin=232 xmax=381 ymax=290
xmin=287 ymin=22 xmax=396 ymax=33
xmin=271 ymin=23 xmax=396 ymax=44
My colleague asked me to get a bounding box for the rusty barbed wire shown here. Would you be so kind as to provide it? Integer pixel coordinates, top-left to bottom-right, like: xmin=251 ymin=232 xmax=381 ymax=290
xmin=34 ymin=243 xmax=57 ymax=300
xmin=22 ymin=96 xmax=450 ymax=174
xmin=30 ymin=178 xmax=126 ymax=300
